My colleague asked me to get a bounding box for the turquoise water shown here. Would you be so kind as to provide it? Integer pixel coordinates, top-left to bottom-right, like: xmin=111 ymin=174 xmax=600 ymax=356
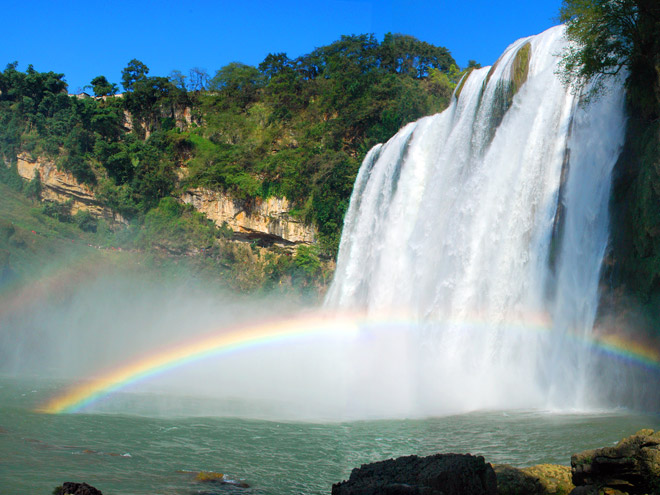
xmin=1 ymin=376 xmax=658 ymax=495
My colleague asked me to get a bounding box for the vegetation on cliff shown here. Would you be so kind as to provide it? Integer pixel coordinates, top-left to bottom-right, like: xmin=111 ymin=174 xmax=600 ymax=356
xmin=0 ymin=34 xmax=464 ymax=292
xmin=560 ymin=0 xmax=660 ymax=323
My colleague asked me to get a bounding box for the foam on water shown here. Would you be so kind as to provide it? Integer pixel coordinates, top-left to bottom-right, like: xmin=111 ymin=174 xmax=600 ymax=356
xmin=326 ymin=25 xmax=627 ymax=414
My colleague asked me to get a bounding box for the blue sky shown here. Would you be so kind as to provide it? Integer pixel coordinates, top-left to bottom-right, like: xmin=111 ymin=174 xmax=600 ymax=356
xmin=3 ymin=0 xmax=563 ymax=92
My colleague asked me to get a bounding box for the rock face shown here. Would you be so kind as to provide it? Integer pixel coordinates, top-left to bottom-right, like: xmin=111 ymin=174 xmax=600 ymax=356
xmin=570 ymin=429 xmax=660 ymax=494
xmin=331 ymin=453 xmax=497 ymax=495
xmin=181 ymin=187 xmax=317 ymax=246
xmin=495 ymin=464 xmax=574 ymax=495
xmin=54 ymin=482 xmax=103 ymax=495
xmin=10 ymin=154 xmax=318 ymax=247
xmin=14 ymin=154 xmax=121 ymax=222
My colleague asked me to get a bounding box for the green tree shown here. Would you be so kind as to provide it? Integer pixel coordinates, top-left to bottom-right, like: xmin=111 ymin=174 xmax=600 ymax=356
xmin=294 ymin=244 xmax=321 ymax=279
xmin=90 ymin=75 xmax=118 ymax=97
xmin=121 ymin=59 xmax=149 ymax=92
xmin=258 ymin=53 xmax=294 ymax=79
xmin=74 ymin=209 xmax=98 ymax=232
xmin=210 ymin=62 xmax=264 ymax=106
xmin=258 ymin=53 xmax=301 ymax=119
xmin=23 ymin=170 xmax=42 ymax=200
xmin=379 ymin=33 xmax=454 ymax=78
xmin=559 ymin=0 xmax=660 ymax=109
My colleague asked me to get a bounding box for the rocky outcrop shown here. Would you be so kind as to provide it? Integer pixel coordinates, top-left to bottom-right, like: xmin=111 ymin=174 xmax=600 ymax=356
xmin=570 ymin=429 xmax=660 ymax=494
xmin=332 ymin=453 xmax=497 ymax=495
xmin=181 ymin=187 xmax=317 ymax=246
xmin=54 ymin=482 xmax=103 ymax=495
xmin=193 ymin=471 xmax=250 ymax=489
xmin=14 ymin=154 xmax=122 ymax=223
xmin=495 ymin=464 xmax=574 ymax=495
xmin=333 ymin=431 xmax=660 ymax=495
xmin=11 ymin=154 xmax=317 ymax=246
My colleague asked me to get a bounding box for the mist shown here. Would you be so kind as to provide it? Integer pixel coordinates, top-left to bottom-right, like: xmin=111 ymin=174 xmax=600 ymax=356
xmin=0 ymin=266 xmax=440 ymax=420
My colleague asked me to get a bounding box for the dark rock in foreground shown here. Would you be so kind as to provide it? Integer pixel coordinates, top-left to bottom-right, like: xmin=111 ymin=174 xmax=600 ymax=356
xmin=54 ymin=482 xmax=103 ymax=495
xmin=331 ymin=453 xmax=497 ymax=495
xmin=570 ymin=429 xmax=660 ymax=494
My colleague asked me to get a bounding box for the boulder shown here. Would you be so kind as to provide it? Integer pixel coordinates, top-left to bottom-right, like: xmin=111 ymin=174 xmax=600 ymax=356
xmin=570 ymin=429 xmax=660 ymax=494
xmin=495 ymin=464 xmax=574 ymax=495
xmin=54 ymin=482 xmax=103 ymax=495
xmin=332 ymin=453 xmax=497 ymax=495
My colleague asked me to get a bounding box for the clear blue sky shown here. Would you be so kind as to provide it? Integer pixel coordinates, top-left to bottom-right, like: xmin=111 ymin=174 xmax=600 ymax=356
xmin=2 ymin=0 xmax=563 ymax=92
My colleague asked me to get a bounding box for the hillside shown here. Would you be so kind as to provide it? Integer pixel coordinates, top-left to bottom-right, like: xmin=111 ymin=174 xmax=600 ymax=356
xmin=0 ymin=33 xmax=467 ymax=294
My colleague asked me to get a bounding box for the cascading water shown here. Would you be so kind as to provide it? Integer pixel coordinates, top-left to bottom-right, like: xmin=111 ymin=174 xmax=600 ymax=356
xmin=326 ymin=25 xmax=627 ymax=413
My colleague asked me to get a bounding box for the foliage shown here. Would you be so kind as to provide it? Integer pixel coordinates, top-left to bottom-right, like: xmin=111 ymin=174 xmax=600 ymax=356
xmin=0 ymin=161 xmax=24 ymax=191
xmin=189 ymin=33 xmax=458 ymax=252
xmin=23 ymin=169 xmax=41 ymax=200
xmin=559 ymin=0 xmax=660 ymax=104
xmin=379 ymin=32 xmax=454 ymax=77
xmin=74 ymin=209 xmax=98 ymax=232
xmin=294 ymin=244 xmax=321 ymax=278
xmin=1 ymin=32 xmax=460 ymax=273
xmin=210 ymin=62 xmax=264 ymax=108
xmin=562 ymin=1 xmax=660 ymax=319
xmin=41 ymin=199 xmax=73 ymax=223
xmin=90 ymin=75 xmax=118 ymax=97
xmin=121 ymin=59 xmax=149 ymax=92
xmin=139 ymin=197 xmax=217 ymax=254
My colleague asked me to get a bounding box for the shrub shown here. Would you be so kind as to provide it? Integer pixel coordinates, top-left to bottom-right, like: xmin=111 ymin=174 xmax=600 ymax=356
xmin=74 ymin=209 xmax=98 ymax=232
xmin=41 ymin=200 xmax=73 ymax=223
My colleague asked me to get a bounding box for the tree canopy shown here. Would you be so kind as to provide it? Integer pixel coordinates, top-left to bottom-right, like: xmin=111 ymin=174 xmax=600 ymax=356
xmin=559 ymin=0 xmax=660 ymax=106
xmin=121 ymin=59 xmax=149 ymax=92
xmin=90 ymin=75 xmax=118 ymax=97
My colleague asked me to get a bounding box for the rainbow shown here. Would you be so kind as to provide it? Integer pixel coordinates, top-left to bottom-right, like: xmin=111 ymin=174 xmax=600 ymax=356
xmin=39 ymin=312 xmax=364 ymax=414
xmin=38 ymin=310 xmax=660 ymax=415
xmin=592 ymin=333 xmax=660 ymax=371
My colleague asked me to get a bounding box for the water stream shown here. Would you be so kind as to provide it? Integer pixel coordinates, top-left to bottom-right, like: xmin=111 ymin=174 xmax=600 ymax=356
xmin=327 ymin=25 xmax=627 ymax=413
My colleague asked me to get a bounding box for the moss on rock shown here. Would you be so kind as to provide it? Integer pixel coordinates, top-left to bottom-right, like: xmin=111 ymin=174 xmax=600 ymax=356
xmin=495 ymin=463 xmax=573 ymax=495
xmin=511 ymin=42 xmax=531 ymax=96
xmin=454 ymin=69 xmax=474 ymax=100
xmin=477 ymin=42 xmax=533 ymax=147
xmin=195 ymin=471 xmax=224 ymax=482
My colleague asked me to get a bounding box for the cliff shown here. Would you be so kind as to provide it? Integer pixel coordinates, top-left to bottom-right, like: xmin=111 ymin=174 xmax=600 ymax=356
xmin=12 ymin=153 xmax=317 ymax=248
xmin=15 ymin=153 xmax=122 ymax=223
xmin=602 ymin=9 xmax=660 ymax=329
xmin=181 ymin=188 xmax=317 ymax=246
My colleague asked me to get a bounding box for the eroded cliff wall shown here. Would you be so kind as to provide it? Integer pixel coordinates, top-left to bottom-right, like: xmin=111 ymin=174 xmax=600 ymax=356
xmin=12 ymin=154 xmax=317 ymax=247
xmin=15 ymin=153 xmax=121 ymax=222
xmin=182 ymin=188 xmax=317 ymax=246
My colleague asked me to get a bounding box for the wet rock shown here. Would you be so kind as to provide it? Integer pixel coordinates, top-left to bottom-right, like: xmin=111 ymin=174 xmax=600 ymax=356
xmin=196 ymin=471 xmax=225 ymax=482
xmin=190 ymin=470 xmax=250 ymax=489
xmin=54 ymin=482 xmax=103 ymax=495
xmin=332 ymin=453 xmax=497 ymax=495
xmin=495 ymin=464 xmax=574 ymax=495
xmin=570 ymin=429 xmax=660 ymax=494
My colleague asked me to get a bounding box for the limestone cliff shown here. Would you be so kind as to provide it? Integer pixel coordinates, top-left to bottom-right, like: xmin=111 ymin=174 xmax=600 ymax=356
xmin=15 ymin=153 xmax=122 ymax=222
xmin=12 ymin=151 xmax=317 ymax=248
xmin=181 ymin=188 xmax=317 ymax=246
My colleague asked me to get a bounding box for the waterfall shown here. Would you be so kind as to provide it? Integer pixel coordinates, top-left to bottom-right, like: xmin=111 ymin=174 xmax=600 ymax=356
xmin=326 ymin=25 xmax=627 ymax=413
